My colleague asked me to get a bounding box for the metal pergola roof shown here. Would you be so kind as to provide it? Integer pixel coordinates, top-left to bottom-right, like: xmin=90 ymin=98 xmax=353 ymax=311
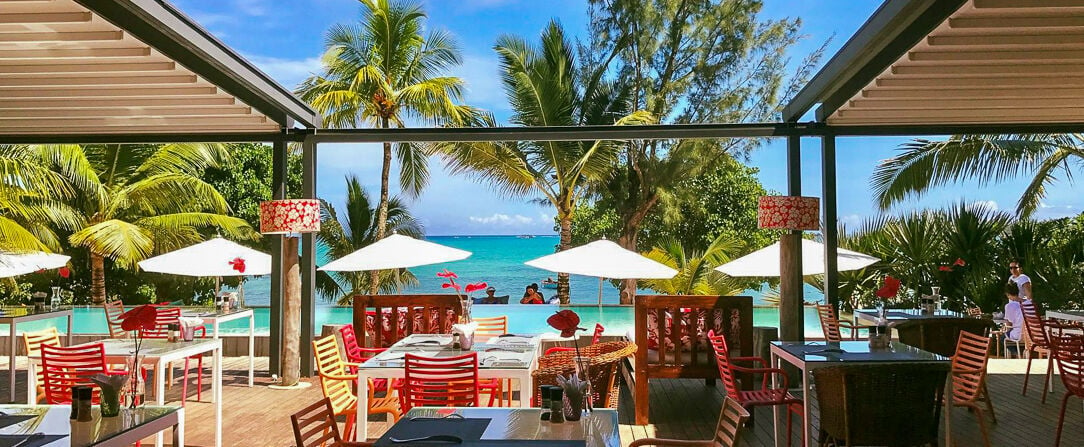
xmin=785 ymin=0 xmax=1084 ymax=128
xmin=0 ymin=0 xmax=318 ymax=139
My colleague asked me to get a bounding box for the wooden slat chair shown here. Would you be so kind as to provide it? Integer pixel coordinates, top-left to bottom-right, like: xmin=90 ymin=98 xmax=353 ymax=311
xmin=290 ymin=398 xmax=373 ymax=447
xmin=815 ymin=304 xmax=870 ymax=341
xmin=633 ymin=295 xmax=753 ymax=425
xmin=401 ymin=352 xmax=480 ymax=412
xmin=471 ymin=316 xmax=509 ymax=406
xmin=312 ymin=334 xmax=400 ymax=440
xmin=1049 ymin=330 xmax=1084 ymax=447
xmin=949 ymin=330 xmax=997 ymax=447
xmin=352 ymin=294 xmax=462 ymax=348
xmin=628 ymin=396 xmax=749 ymax=447
xmin=104 ymin=299 xmax=126 ymax=339
xmin=22 ymin=327 xmax=61 ymax=403
xmin=967 ymin=307 xmax=984 ymax=318
xmin=1020 ymin=301 xmax=1055 ymax=401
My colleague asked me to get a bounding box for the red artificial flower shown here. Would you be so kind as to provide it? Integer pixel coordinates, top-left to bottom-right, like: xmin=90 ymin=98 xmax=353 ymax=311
xmin=442 ymin=282 xmax=461 ymax=292
xmin=228 ymin=257 xmax=246 ymax=274
xmin=875 ymin=276 xmax=901 ymax=299
xmin=938 ymin=266 xmax=953 ymax=272
xmin=954 ymin=258 xmax=966 ymax=267
xmin=464 ymin=282 xmax=488 ymax=294
xmin=58 ymin=267 xmax=70 ymax=278
xmin=547 ymin=310 xmax=585 ymax=338
xmin=119 ymin=305 xmax=158 ymax=332
xmin=436 ymin=269 xmax=458 ymax=279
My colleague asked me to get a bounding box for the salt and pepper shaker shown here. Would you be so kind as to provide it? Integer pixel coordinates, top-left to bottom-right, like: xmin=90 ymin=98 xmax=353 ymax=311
xmin=549 ymin=386 xmax=565 ymax=423
xmin=75 ymin=386 xmax=93 ymax=422
xmin=540 ymin=385 xmax=554 ymax=421
xmin=167 ymin=323 xmax=180 ymax=342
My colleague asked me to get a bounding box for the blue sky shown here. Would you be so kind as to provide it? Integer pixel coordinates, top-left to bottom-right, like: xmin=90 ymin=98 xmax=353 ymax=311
xmin=174 ymin=0 xmax=1084 ymax=235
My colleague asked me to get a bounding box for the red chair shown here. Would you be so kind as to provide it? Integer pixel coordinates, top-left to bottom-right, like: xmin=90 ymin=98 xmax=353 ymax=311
xmin=708 ymin=330 xmax=804 ymax=447
xmin=1020 ymin=301 xmax=1056 ymax=402
xmin=401 ymin=352 xmax=480 ymax=412
xmin=544 ymin=323 xmax=605 ymax=355
xmin=1049 ymin=329 xmax=1084 ymax=447
xmin=141 ymin=307 xmax=206 ymax=405
xmin=339 ymin=324 xmax=397 ymax=391
xmin=40 ymin=343 xmax=115 ymax=404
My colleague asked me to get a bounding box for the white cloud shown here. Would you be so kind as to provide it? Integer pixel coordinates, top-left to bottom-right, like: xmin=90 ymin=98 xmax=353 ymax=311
xmin=839 ymin=214 xmax=863 ymax=228
xmin=469 ymin=213 xmax=534 ymax=226
xmin=973 ymin=200 xmax=998 ymax=211
xmin=232 ymin=0 xmax=266 ymax=17
xmin=243 ymin=54 xmax=322 ymax=90
xmin=453 ymin=53 xmax=507 ymax=114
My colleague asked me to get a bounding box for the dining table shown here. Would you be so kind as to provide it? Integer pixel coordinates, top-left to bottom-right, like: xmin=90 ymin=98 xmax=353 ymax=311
xmin=769 ymin=340 xmax=951 ymax=447
xmin=375 ymin=407 xmax=619 ymax=447
xmin=1047 ymin=310 xmax=1084 ymax=323
xmin=853 ymin=308 xmax=966 ymax=326
xmin=28 ymin=338 xmax=221 ymax=447
xmin=0 ymin=404 xmax=183 ymax=446
xmin=2 ymin=307 xmax=73 ymax=403
xmin=354 ymin=333 xmax=542 ymax=441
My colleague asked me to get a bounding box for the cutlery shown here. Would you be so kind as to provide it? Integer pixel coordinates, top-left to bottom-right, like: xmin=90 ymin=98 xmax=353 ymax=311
xmin=405 ymin=340 xmax=441 ymax=346
xmin=389 ymin=434 xmax=462 ymax=443
xmin=408 ymin=413 xmax=464 ymax=421
xmin=11 ymin=432 xmax=44 ymax=447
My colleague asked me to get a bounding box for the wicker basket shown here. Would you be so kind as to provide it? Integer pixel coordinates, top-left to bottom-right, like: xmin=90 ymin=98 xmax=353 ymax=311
xmin=530 ymin=341 xmax=636 ymax=409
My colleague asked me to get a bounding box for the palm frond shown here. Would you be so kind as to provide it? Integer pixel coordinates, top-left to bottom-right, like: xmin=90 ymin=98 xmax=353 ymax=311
xmin=69 ymin=219 xmax=153 ymax=268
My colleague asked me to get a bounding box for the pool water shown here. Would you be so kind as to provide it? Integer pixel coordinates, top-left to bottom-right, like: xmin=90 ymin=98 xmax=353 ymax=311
xmin=3 ymin=305 xmax=827 ymax=338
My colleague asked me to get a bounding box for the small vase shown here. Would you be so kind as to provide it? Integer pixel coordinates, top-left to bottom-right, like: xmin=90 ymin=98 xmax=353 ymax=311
xmin=126 ymin=355 xmax=145 ymax=408
xmin=100 ymin=388 xmax=121 ymax=418
xmin=563 ymin=387 xmax=585 ymax=422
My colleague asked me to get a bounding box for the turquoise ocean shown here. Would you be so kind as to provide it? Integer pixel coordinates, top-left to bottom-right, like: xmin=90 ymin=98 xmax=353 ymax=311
xmin=236 ymin=235 xmax=824 ymax=306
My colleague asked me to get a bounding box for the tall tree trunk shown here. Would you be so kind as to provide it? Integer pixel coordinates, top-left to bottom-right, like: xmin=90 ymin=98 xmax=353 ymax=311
xmin=90 ymin=253 xmax=106 ymax=304
xmin=281 ymin=237 xmax=302 ymax=386
xmin=370 ymin=117 xmax=392 ymax=295
xmin=616 ymin=195 xmax=659 ymax=304
xmin=557 ymin=214 xmax=572 ymax=304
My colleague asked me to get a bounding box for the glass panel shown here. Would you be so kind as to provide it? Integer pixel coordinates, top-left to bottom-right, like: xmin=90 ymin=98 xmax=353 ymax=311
xmin=0 ymin=405 xmax=178 ymax=447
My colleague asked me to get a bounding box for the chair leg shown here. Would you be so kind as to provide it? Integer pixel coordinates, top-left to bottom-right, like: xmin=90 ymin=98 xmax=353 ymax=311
xmin=1054 ymin=393 xmax=1071 ymax=447
xmin=1042 ymin=355 xmax=1054 ymax=404
xmin=344 ymin=416 xmax=356 ymax=442
xmin=982 ymin=383 xmax=997 ymax=424
xmin=1022 ymin=349 xmax=1034 ymax=395
xmin=972 ymin=405 xmax=991 ymax=447
xmin=785 ymin=405 xmax=793 ymax=447
xmin=181 ymin=358 xmax=190 ymax=407
xmin=195 ymin=356 xmax=203 ymax=402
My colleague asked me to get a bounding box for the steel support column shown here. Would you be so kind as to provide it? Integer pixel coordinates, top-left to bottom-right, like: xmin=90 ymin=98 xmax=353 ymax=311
xmin=779 ymin=135 xmax=805 ymax=342
xmin=299 ymin=137 xmax=317 ymax=377
xmin=268 ymin=138 xmax=287 ymax=376
xmin=821 ymin=135 xmax=840 ymax=307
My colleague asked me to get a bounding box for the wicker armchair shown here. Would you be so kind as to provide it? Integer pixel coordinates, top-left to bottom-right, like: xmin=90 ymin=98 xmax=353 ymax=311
xmin=813 ymin=363 xmax=948 ymax=447
xmin=531 ymin=341 xmax=636 ymax=409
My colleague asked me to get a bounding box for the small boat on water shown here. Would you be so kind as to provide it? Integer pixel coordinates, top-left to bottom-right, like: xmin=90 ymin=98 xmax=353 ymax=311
xmin=541 ymin=278 xmax=557 ymax=289
xmin=517 ymin=235 xmax=535 ymax=239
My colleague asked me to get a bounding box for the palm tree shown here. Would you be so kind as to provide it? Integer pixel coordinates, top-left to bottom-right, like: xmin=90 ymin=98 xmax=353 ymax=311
xmin=435 ymin=21 xmax=652 ymax=303
xmin=296 ymin=0 xmax=484 ymax=294
xmin=316 ymin=175 xmax=423 ymax=305
xmin=871 ymin=134 xmax=1084 ymax=217
xmin=0 ymin=147 xmax=82 ymax=252
xmin=639 ymin=234 xmax=749 ymax=296
xmin=16 ymin=144 xmax=255 ymax=303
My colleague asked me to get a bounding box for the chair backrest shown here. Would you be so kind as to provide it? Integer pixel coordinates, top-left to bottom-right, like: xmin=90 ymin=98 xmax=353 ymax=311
xmin=966 ymin=307 xmax=983 ymax=317
xmin=530 ymin=341 xmax=636 ymax=409
xmin=712 ymin=397 xmax=750 ymax=447
xmin=591 ymin=323 xmax=605 ymax=344
xmin=40 ymin=343 xmax=108 ymax=404
xmin=707 ymin=330 xmax=743 ymax=404
xmin=815 ymin=304 xmax=843 ymax=342
xmin=894 ymin=317 xmax=997 ymax=357
xmin=1020 ymin=301 xmax=1049 ymax=349
xmin=1050 ymin=332 xmax=1084 ymax=398
xmin=634 ymin=295 xmax=753 ymax=380
xmin=139 ymin=307 xmax=182 ymax=339
xmin=951 ymin=330 xmax=991 ymax=403
xmin=338 ymin=324 xmax=386 ymax=363
xmin=290 ymin=398 xmax=345 ymax=447
xmin=402 ymin=351 xmax=479 ymax=412
xmin=353 ymin=294 xmax=463 ymax=348
xmin=473 ymin=316 xmax=507 ymax=340
xmin=104 ymin=300 xmax=126 ymax=338
xmin=22 ymin=327 xmax=61 ymax=358
xmin=311 ymin=334 xmax=356 ymax=414
xmin=813 ymin=363 xmax=949 ymax=446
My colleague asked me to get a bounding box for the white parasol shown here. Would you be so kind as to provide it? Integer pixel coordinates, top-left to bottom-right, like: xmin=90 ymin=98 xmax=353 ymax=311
xmin=0 ymin=251 xmax=70 ymax=278
xmin=318 ymin=233 xmax=471 ymax=272
xmin=714 ymin=238 xmax=879 ymax=277
xmin=524 ymin=239 xmax=678 ymax=305
xmin=138 ymin=237 xmax=271 ymax=305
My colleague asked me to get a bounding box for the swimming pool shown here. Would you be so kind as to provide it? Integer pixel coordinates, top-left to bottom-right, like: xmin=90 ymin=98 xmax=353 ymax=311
xmin=2 ymin=305 xmax=827 ymax=338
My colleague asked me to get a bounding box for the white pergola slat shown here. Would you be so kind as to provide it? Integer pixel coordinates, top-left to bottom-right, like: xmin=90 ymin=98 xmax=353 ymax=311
xmin=0 ymin=0 xmax=316 ymax=137
xmin=827 ymin=0 xmax=1084 ymax=126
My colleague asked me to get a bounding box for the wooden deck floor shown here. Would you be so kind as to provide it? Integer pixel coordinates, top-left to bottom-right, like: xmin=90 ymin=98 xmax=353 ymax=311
xmin=2 ymin=357 xmax=1081 ymax=446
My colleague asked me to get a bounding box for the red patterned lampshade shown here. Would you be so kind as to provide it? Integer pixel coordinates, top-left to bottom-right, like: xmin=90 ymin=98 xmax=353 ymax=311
xmin=757 ymin=196 xmax=820 ymax=230
xmin=259 ymin=199 xmax=321 ymax=234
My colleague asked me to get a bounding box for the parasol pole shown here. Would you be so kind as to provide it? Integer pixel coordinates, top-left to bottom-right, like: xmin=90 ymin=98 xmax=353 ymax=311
xmin=598 ymin=277 xmax=604 ymax=306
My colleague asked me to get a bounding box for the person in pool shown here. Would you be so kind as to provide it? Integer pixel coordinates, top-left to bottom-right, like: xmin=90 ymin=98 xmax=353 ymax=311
xmin=521 ymin=283 xmax=545 ymax=304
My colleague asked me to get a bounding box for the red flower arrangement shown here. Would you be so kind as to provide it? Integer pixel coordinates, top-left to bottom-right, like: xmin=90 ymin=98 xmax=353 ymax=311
xmin=875 ymin=276 xmax=901 ymax=299
xmin=118 ymin=304 xmax=158 ymax=407
xmin=58 ymin=266 xmax=70 ymax=279
xmin=547 ymin=309 xmax=589 ymax=376
xmin=437 ymin=269 xmax=486 ymax=322
xmin=228 ymin=257 xmax=246 ymax=274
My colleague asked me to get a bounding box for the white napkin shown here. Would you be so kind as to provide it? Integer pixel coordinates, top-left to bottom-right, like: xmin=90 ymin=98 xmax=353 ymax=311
xmin=178 ymin=317 xmax=204 ymax=330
